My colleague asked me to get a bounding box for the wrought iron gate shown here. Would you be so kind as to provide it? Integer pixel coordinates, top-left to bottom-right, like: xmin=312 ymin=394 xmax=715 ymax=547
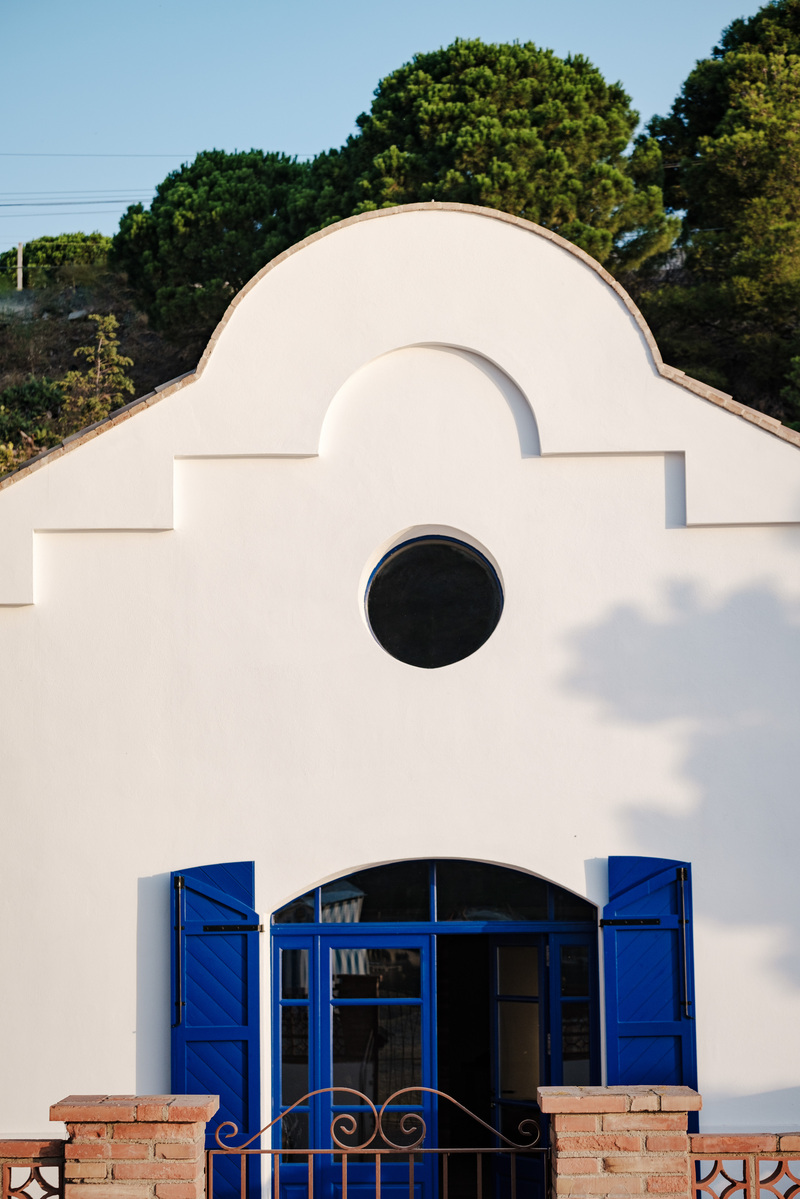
xmin=206 ymin=1087 xmax=548 ymax=1199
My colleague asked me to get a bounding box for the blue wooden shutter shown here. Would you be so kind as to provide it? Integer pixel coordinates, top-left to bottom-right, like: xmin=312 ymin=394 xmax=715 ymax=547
xmin=602 ymin=857 xmax=697 ymax=1091
xmin=171 ymin=861 xmax=261 ymax=1160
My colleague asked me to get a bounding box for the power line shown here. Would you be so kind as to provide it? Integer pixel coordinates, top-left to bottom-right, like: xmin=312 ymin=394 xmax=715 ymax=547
xmin=0 ymin=151 xmax=319 ymax=160
xmin=0 ymin=263 xmax=107 ymax=271
xmin=0 ymin=188 xmax=154 ymax=196
xmin=0 ymin=152 xmax=192 ymax=158
xmin=0 ymin=210 xmax=131 ymax=219
xmin=0 ymin=200 xmax=150 ymax=208
xmin=0 ymin=151 xmax=320 ymax=159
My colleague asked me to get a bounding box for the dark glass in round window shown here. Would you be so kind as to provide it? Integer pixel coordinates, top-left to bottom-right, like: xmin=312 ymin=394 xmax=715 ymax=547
xmin=366 ymin=537 xmax=503 ymax=669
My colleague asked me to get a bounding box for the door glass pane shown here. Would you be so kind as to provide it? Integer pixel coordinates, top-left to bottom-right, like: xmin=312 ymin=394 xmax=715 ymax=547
xmin=499 ymin=1104 xmax=542 ymax=1146
xmin=329 ymin=1110 xmax=378 ymax=1157
xmin=499 ymin=946 xmax=538 ymax=996
xmin=553 ymin=890 xmax=596 ymax=921
xmin=499 ymin=1002 xmax=539 ymax=1100
xmin=379 ymin=1108 xmax=425 ymax=1149
xmin=281 ymin=1007 xmax=309 ymax=1104
xmin=437 ymin=861 xmax=547 ymax=921
xmin=328 ymin=1110 xmax=422 ymax=1159
xmin=273 ymin=891 xmax=315 ymax=923
xmin=280 ymin=1110 xmax=308 ymax=1162
xmin=281 ymin=948 xmax=309 ymax=999
xmin=562 ymin=1001 xmax=591 ymax=1084
xmin=332 ymin=1005 xmax=422 ymax=1099
xmin=561 ymin=945 xmax=589 ymax=996
xmin=332 ymin=947 xmax=421 ymax=999
xmin=320 ymin=861 xmax=430 ymax=922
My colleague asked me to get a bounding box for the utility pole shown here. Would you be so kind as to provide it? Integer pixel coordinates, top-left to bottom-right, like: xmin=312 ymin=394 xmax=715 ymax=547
xmin=16 ymin=242 xmax=23 ymax=290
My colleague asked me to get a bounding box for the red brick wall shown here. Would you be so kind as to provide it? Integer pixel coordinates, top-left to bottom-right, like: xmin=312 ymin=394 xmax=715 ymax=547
xmin=538 ymin=1086 xmax=701 ymax=1199
xmin=1 ymin=1140 xmax=64 ymax=1199
xmin=50 ymin=1095 xmax=219 ymax=1199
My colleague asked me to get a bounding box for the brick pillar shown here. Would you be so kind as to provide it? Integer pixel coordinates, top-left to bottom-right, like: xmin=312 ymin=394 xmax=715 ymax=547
xmin=50 ymin=1095 xmax=220 ymax=1199
xmin=538 ymin=1086 xmax=702 ymax=1199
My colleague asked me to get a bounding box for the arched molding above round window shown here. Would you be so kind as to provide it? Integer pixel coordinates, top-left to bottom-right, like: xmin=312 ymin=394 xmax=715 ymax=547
xmin=320 ymin=343 xmax=540 ymax=460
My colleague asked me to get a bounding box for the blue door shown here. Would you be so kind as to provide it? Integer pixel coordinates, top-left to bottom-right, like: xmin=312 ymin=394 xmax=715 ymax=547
xmin=274 ymin=933 xmax=436 ymax=1199
xmin=489 ymin=934 xmax=599 ymax=1199
xmin=272 ymin=861 xmax=601 ymax=1199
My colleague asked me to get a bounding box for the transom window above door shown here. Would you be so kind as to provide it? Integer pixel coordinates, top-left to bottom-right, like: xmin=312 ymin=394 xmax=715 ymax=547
xmin=272 ymin=860 xmax=596 ymax=927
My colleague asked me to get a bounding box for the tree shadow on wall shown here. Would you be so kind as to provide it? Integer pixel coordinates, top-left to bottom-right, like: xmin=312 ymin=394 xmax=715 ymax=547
xmin=566 ymin=576 xmax=800 ymax=986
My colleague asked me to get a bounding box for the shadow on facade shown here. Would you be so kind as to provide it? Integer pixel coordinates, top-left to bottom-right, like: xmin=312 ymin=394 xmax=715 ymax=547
xmin=136 ymin=872 xmax=171 ymax=1092
xmin=566 ymin=573 xmax=800 ymax=986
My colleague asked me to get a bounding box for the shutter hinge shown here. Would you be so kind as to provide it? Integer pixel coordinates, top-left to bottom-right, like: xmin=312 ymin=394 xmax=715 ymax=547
xmin=600 ymin=918 xmax=661 ymax=926
xmin=545 ymin=944 xmax=549 ymax=967
xmin=173 ymin=875 xmax=185 ymax=1029
xmin=546 ymin=1033 xmax=551 ymax=1055
xmin=202 ymin=923 xmax=264 ymax=932
xmin=677 ymin=866 xmax=694 ymax=1019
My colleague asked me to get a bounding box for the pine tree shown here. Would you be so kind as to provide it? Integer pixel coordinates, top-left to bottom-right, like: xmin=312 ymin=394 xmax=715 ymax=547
xmin=643 ymin=0 xmax=800 ymax=420
xmin=58 ymin=314 xmax=135 ymax=433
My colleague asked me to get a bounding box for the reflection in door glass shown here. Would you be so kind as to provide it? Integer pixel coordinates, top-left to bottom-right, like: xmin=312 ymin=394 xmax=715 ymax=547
xmin=498 ymin=946 xmax=539 ymax=996
xmin=499 ymin=1002 xmax=540 ymax=1100
xmin=553 ymin=890 xmax=596 ymax=921
xmin=561 ymin=945 xmax=589 ymax=996
xmin=437 ymin=861 xmax=548 ymax=921
xmin=273 ymin=891 xmax=315 ymax=923
xmin=320 ymin=861 xmax=430 ymax=922
xmin=562 ymin=1001 xmax=591 ymax=1084
xmin=281 ymin=948 xmax=309 ymax=999
xmin=332 ymin=1006 xmax=422 ymax=1098
xmin=331 ymin=948 xmax=421 ymax=998
xmin=280 ymin=1110 xmax=308 ymax=1161
xmin=281 ymin=1007 xmax=309 ymax=1104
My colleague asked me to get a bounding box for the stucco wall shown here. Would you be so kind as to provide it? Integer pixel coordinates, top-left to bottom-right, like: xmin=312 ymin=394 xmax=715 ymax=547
xmin=1 ymin=207 xmax=799 ymax=1138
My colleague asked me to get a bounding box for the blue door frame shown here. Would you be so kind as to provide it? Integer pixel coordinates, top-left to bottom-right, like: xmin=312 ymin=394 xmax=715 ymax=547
xmin=274 ymin=933 xmax=437 ymax=1199
xmin=272 ymin=916 xmax=600 ymax=1199
xmin=488 ymin=933 xmax=600 ymax=1143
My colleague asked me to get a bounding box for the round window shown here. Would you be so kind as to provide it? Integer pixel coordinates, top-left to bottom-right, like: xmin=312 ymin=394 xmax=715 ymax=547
xmin=365 ymin=536 xmax=503 ymax=668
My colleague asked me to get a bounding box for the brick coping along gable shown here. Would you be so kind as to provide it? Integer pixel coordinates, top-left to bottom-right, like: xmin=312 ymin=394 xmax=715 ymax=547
xmin=2 ymin=201 xmax=798 ymax=496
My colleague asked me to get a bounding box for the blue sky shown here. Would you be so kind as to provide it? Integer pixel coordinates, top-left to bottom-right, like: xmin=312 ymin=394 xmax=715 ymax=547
xmin=3 ymin=0 xmax=749 ymax=249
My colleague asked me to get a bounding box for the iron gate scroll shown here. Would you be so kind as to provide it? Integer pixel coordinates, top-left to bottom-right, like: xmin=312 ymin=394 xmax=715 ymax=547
xmin=207 ymin=1087 xmax=547 ymax=1199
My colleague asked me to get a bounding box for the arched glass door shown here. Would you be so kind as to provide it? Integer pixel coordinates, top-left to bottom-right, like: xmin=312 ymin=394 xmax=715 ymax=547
xmin=271 ymin=861 xmax=599 ymax=1199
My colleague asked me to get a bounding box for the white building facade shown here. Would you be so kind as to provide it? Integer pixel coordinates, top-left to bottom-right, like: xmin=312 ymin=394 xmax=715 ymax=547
xmin=1 ymin=205 xmax=799 ymax=1143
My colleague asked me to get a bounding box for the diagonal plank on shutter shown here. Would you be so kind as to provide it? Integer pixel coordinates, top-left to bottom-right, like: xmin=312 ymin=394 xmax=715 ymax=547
xmin=603 ymin=857 xmax=697 ymax=1103
xmin=171 ymin=862 xmax=261 ymax=1199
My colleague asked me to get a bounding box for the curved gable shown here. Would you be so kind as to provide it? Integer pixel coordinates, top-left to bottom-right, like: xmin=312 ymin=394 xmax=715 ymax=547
xmin=0 ymin=203 xmax=799 ymax=604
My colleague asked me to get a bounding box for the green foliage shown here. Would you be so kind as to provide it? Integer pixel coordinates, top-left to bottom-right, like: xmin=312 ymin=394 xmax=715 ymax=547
xmin=644 ymin=0 xmax=800 ymax=416
xmin=0 ymin=376 xmax=65 ymax=470
xmin=780 ymin=355 xmax=800 ymax=427
xmin=111 ymin=150 xmax=309 ymax=352
xmin=0 ymin=315 xmax=135 ymax=477
xmin=305 ymin=39 xmax=677 ymax=273
xmin=651 ymin=0 xmax=800 ymax=207
xmin=0 ymin=232 xmax=111 ymax=289
xmin=58 ymin=314 xmax=134 ymax=431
